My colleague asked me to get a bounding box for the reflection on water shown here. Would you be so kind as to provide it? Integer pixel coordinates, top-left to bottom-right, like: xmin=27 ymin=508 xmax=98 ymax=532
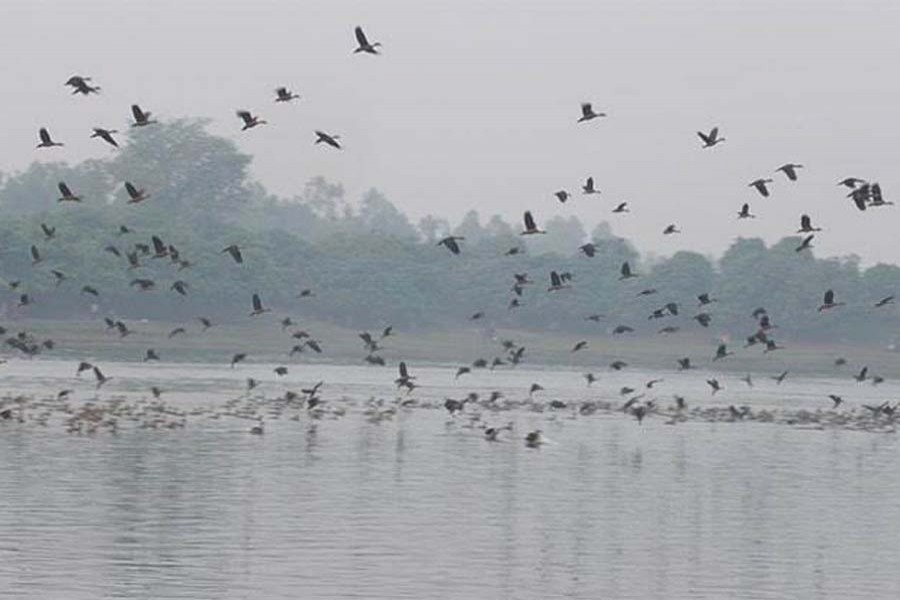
xmin=0 ymin=360 xmax=898 ymax=599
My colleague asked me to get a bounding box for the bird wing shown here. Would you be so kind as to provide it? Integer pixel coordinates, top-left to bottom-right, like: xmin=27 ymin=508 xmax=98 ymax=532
xmin=800 ymin=215 xmax=811 ymax=230
xmin=523 ymin=211 xmax=537 ymax=231
xmin=399 ymin=361 xmax=409 ymax=378
xmin=58 ymin=182 xmax=71 ymax=196
xmin=30 ymin=246 xmax=39 ymax=261
xmin=824 ymin=289 xmax=834 ymax=305
xmin=621 ymin=262 xmax=631 ymax=277
xmin=39 ymin=128 xmax=52 ymax=144
xmin=581 ymin=103 xmax=592 ymax=117
xmin=236 ymin=110 xmax=252 ymax=124
xmin=697 ymin=130 xmax=712 ymax=145
xmin=152 ymin=235 xmax=166 ymax=254
xmin=125 ymin=182 xmax=138 ymax=198
xmin=550 ymin=271 xmax=561 ymax=287
xmin=132 ymin=104 xmax=145 ymax=121
xmin=252 ymin=293 xmax=262 ymax=311
xmin=355 ymin=26 xmax=369 ymax=46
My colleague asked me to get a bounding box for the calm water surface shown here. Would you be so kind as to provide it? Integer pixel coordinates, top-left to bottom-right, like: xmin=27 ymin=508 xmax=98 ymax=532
xmin=0 ymin=359 xmax=898 ymax=599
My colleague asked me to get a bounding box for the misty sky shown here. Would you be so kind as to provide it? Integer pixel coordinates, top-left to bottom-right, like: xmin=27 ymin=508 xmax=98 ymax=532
xmin=4 ymin=0 xmax=900 ymax=264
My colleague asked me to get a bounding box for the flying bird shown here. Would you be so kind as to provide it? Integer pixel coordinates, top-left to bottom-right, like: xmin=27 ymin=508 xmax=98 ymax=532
xmin=554 ymin=190 xmax=570 ymax=203
xmin=437 ymin=236 xmax=464 ymax=255
xmin=875 ymin=295 xmax=895 ymax=308
xmin=250 ymin=293 xmax=270 ymax=316
xmin=663 ymin=224 xmax=680 ymax=235
xmin=37 ymin=128 xmax=64 ymax=148
xmin=737 ymin=203 xmax=755 ymax=219
xmin=797 ymin=214 xmax=821 ymax=233
xmin=547 ymin=271 xmax=570 ymax=292
xmin=619 ymin=262 xmax=637 ymax=280
xmin=236 ymin=110 xmax=267 ymax=130
xmin=125 ymin=182 xmax=150 ymax=204
xmin=130 ymin=104 xmax=156 ymax=127
xmin=579 ymin=243 xmax=596 ymax=257
xmin=749 ymin=178 xmax=773 ymax=197
xmin=275 ymin=86 xmax=300 ymax=102
xmin=353 ymin=26 xmax=382 ymax=54
xmin=612 ymin=202 xmax=629 ymax=213
xmin=65 ymin=75 xmax=100 ymax=95
xmin=582 ymin=177 xmax=600 ymax=195
xmin=521 ymin=211 xmax=545 ymax=235
xmin=776 ymin=164 xmax=803 ymax=181
xmin=795 ymin=234 xmax=814 ymax=253
xmin=818 ymin=289 xmax=845 ymax=312
xmin=90 ymin=127 xmax=119 ymax=148
xmin=222 ymin=244 xmax=243 ymax=264
xmin=697 ymin=127 xmax=724 ymax=148
xmin=314 ymin=130 xmax=341 ymax=149
xmin=577 ymin=102 xmax=606 ymax=122
xmin=57 ymin=182 xmax=80 ymax=202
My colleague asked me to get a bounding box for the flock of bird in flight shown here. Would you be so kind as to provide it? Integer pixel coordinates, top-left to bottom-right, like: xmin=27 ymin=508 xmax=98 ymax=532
xmin=4 ymin=25 xmax=899 ymax=441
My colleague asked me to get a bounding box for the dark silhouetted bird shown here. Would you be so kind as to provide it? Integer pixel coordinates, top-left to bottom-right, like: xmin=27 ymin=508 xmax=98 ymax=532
xmin=314 ymin=130 xmax=341 ymax=148
xmin=818 ymin=289 xmax=844 ymax=312
xmin=776 ymin=163 xmax=803 ymax=181
xmin=90 ymin=127 xmax=119 ymax=148
xmin=275 ymin=86 xmax=300 ymax=102
xmin=582 ymin=177 xmax=600 ymax=195
xmin=437 ymin=236 xmax=464 ymax=255
xmin=250 ymin=293 xmax=270 ymax=316
xmin=237 ymin=110 xmax=267 ymax=130
xmin=713 ymin=343 xmax=732 ymax=361
xmin=125 ymin=182 xmax=149 ymax=204
xmin=577 ymin=102 xmax=605 ymax=122
xmin=738 ymin=203 xmax=754 ymax=219
xmin=354 ymin=26 xmax=382 ymax=54
xmin=619 ymin=262 xmax=637 ymax=280
xmin=57 ymin=182 xmax=80 ymax=202
xmin=579 ymin=243 xmax=596 ymax=257
xmin=131 ymin=104 xmax=156 ymax=127
xmin=65 ymin=75 xmax=100 ymax=95
xmin=795 ymin=234 xmax=814 ymax=253
xmin=697 ymin=126 xmax=724 ymax=147
xmin=222 ymin=244 xmax=243 ymax=264
xmin=798 ymin=214 xmax=821 ymax=233
xmin=37 ymin=127 xmax=64 ymax=148
xmin=521 ymin=211 xmax=545 ymax=235
xmin=554 ymin=190 xmax=570 ymax=203
xmin=612 ymin=202 xmax=629 ymax=213
xmin=231 ymin=353 xmax=247 ymax=368
xmin=749 ymin=178 xmax=773 ymax=197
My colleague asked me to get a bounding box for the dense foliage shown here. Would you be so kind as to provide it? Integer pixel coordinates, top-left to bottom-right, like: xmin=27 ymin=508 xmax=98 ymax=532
xmin=2 ymin=120 xmax=899 ymax=344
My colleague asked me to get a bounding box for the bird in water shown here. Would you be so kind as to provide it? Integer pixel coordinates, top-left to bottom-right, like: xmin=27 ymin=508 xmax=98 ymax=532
xmin=697 ymin=126 xmax=724 ymax=148
xmin=577 ymin=102 xmax=606 ymax=123
xmin=353 ymin=26 xmax=382 ymax=54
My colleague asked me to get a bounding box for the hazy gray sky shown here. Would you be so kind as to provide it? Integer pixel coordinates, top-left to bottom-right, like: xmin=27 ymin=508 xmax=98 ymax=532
xmin=4 ymin=0 xmax=900 ymax=263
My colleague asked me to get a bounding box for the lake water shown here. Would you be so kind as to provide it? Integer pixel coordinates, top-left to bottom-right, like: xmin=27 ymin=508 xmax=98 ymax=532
xmin=0 ymin=359 xmax=898 ymax=599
